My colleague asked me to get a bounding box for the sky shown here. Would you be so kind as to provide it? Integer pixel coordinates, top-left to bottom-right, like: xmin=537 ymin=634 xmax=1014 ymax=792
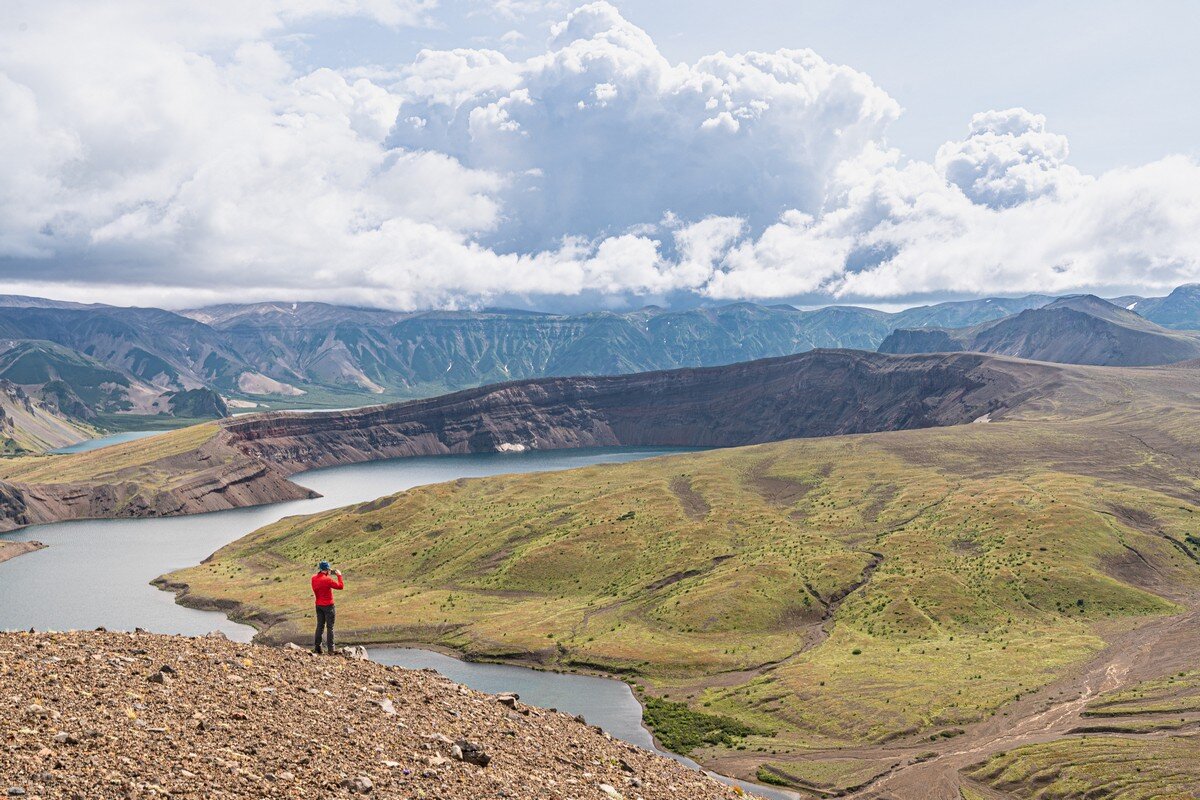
xmin=2 ymin=0 xmax=1199 ymax=311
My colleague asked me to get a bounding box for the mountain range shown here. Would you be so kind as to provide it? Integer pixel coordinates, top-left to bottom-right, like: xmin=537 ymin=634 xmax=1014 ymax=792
xmin=3 ymin=284 xmax=1200 ymax=452
xmin=879 ymin=294 xmax=1200 ymax=366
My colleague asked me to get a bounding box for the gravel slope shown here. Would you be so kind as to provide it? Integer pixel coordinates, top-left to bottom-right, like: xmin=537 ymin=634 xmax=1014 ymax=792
xmin=0 ymin=630 xmax=747 ymax=800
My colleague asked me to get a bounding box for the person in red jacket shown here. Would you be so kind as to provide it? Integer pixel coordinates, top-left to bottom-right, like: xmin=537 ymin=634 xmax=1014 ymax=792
xmin=312 ymin=560 xmax=344 ymax=654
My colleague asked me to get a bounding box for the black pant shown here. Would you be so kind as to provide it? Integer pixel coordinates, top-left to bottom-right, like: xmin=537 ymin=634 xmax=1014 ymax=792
xmin=315 ymin=605 xmax=335 ymax=652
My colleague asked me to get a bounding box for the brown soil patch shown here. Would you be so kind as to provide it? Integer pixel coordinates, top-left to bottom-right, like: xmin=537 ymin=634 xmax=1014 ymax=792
xmin=748 ymin=460 xmax=819 ymax=508
xmin=669 ymin=475 xmax=711 ymax=520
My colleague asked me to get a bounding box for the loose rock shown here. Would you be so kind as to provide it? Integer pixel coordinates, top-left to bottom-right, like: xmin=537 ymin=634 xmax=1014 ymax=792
xmin=0 ymin=631 xmax=742 ymax=800
xmin=340 ymin=776 xmax=374 ymax=793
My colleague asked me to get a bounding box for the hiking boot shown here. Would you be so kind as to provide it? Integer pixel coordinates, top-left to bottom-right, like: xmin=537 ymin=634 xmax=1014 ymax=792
xmin=313 ymin=646 xmax=322 ymax=655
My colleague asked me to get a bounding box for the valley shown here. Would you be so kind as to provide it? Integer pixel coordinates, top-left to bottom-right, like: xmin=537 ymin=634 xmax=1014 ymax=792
xmin=154 ymin=356 xmax=1200 ymax=797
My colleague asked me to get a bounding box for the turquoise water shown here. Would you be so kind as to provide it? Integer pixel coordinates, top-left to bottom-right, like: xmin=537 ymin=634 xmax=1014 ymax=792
xmin=51 ymin=430 xmax=166 ymax=453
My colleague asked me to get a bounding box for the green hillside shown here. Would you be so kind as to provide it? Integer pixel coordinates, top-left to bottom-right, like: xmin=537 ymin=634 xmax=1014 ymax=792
xmin=164 ymin=384 xmax=1200 ymax=784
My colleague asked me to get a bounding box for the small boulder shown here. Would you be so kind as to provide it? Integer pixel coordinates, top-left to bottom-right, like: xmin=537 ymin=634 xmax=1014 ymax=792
xmin=339 ymin=776 xmax=374 ymax=794
xmin=368 ymin=697 xmax=397 ymax=716
xmin=339 ymin=645 xmax=369 ymax=661
xmin=598 ymin=785 xmax=623 ymax=800
xmin=454 ymin=740 xmax=491 ymax=767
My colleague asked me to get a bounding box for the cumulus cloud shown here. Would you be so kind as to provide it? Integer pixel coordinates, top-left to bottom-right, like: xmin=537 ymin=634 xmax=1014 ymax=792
xmin=935 ymin=108 xmax=1087 ymax=208
xmin=2 ymin=1 xmax=1200 ymax=310
xmin=394 ymin=1 xmax=900 ymax=248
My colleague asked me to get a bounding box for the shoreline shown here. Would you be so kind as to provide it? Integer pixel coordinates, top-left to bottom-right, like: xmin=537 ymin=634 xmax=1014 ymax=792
xmin=155 ymin=577 xmax=801 ymax=799
xmin=0 ymin=539 xmax=46 ymax=565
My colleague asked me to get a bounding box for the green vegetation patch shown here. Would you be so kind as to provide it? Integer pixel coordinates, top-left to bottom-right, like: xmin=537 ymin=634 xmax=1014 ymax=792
xmin=641 ymin=696 xmax=763 ymax=755
xmin=161 ymin=399 xmax=1200 ymax=758
xmin=0 ymin=422 xmax=222 ymax=485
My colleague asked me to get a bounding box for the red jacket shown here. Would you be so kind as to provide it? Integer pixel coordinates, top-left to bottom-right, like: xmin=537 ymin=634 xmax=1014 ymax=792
xmin=312 ymin=572 xmax=344 ymax=607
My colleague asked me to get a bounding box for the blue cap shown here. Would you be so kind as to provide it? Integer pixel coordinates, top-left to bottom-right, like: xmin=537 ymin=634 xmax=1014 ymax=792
xmin=318 ymin=561 xmax=331 ymax=571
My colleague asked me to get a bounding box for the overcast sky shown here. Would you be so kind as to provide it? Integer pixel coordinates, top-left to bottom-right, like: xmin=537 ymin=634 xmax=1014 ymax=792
xmin=2 ymin=0 xmax=1199 ymax=310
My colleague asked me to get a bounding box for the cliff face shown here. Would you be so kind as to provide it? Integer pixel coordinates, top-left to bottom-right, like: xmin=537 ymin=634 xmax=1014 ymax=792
xmin=0 ymin=349 xmax=1065 ymax=532
xmin=223 ymin=349 xmax=1051 ymax=472
xmin=0 ymin=463 xmax=315 ymax=533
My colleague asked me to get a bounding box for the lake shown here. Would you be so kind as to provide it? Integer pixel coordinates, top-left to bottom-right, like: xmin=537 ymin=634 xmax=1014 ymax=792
xmin=0 ymin=436 xmax=795 ymax=799
xmin=51 ymin=429 xmax=167 ymax=454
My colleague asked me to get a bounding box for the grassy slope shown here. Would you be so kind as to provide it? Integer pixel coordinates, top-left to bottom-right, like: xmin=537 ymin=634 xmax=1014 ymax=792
xmin=164 ymin=371 xmax=1200 ymax=763
xmin=0 ymin=422 xmax=222 ymax=488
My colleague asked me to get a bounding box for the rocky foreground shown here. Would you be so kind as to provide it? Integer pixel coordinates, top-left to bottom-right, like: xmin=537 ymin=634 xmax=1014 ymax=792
xmin=0 ymin=631 xmax=746 ymax=799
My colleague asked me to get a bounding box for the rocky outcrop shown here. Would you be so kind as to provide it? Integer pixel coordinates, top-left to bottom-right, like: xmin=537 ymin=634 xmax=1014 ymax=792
xmin=0 ymin=459 xmax=315 ymax=533
xmin=164 ymin=388 xmax=229 ymax=418
xmin=1 ymin=630 xmax=741 ymax=799
xmin=223 ymin=349 xmax=1054 ymax=472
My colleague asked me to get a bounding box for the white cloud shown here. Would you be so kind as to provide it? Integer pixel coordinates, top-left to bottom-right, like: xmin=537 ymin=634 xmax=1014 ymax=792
xmin=935 ymin=108 xmax=1087 ymax=208
xmin=2 ymin=1 xmax=1200 ymax=310
xmin=393 ymin=1 xmax=900 ymax=248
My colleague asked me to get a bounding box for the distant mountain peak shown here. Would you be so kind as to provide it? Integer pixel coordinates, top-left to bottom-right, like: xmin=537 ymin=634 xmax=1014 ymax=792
xmin=881 ymin=292 xmax=1200 ymax=366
